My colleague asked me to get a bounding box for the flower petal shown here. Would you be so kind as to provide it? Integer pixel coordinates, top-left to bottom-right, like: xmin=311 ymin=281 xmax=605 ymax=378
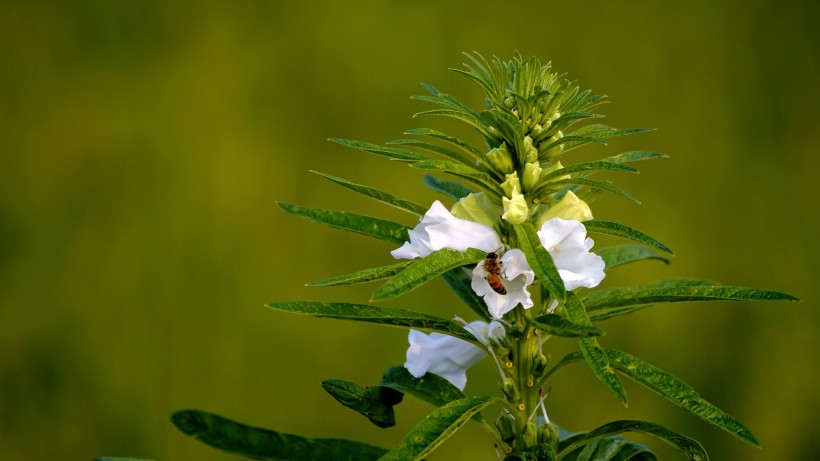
xmin=404 ymin=321 xmax=490 ymax=390
xmin=537 ymin=218 xmax=606 ymax=290
xmin=471 ymin=249 xmax=535 ymax=319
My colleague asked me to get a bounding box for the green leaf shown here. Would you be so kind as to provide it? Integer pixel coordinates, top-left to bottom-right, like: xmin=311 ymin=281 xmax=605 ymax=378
xmin=595 ymin=244 xmax=671 ymax=270
xmin=583 ymin=220 xmax=674 ymax=255
xmin=606 ymin=349 xmax=760 ymax=447
xmin=561 ymin=436 xmax=655 ymax=461
xmin=371 ymin=248 xmax=486 ymax=301
xmin=328 ymin=138 xmax=429 ymax=162
xmin=563 ymin=293 xmax=627 ymax=405
xmin=539 ymin=161 xmax=638 ymax=183
xmin=512 ymin=223 xmax=567 ymax=301
xmin=405 ymin=127 xmax=484 ymax=158
xmin=557 ymin=420 xmax=705 ymax=461
xmin=422 ymin=174 xmax=475 ymax=201
xmin=377 ymin=396 xmax=494 ymax=461
xmin=440 ymin=267 xmax=492 ymax=321
xmin=387 ymin=139 xmax=477 ymax=169
xmin=311 ymin=171 xmax=428 ymax=215
xmin=171 ymin=409 xmax=388 ymax=461
xmin=277 ymin=202 xmax=408 ymax=244
xmin=543 ymin=178 xmax=640 ymax=204
xmin=603 ymin=151 xmax=668 ymax=164
xmin=307 ymin=261 xmax=413 ymax=287
xmin=266 ymin=301 xmax=478 ymax=343
xmin=583 ymin=285 xmax=799 ymax=312
xmin=321 ymin=379 xmax=403 ymax=428
xmin=530 ymin=313 xmax=606 ymax=338
xmin=411 ymin=159 xmax=503 ymax=196
xmin=379 ymin=366 xmax=467 ymax=408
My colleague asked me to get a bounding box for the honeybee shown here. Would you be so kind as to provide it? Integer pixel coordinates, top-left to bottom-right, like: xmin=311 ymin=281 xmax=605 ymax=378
xmin=483 ymin=252 xmax=507 ymax=295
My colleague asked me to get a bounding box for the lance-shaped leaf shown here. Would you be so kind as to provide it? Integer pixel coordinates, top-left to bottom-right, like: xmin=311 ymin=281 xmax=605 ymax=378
xmin=277 ymin=202 xmax=408 ymax=245
xmin=440 ymin=267 xmax=493 ymax=321
xmin=329 ymin=138 xmax=430 ymax=162
xmin=512 ymin=223 xmax=566 ymax=302
xmin=542 ymin=178 xmax=640 ymax=204
xmin=539 ymin=161 xmax=638 ymax=183
xmin=387 ymin=139 xmax=477 ymax=169
xmin=405 ymin=127 xmax=484 ymax=159
xmin=560 ymin=436 xmax=656 ymax=461
xmin=582 ymin=279 xmax=716 ymax=307
xmin=411 ymin=159 xmax=503 ymax=196
xmin=563 ymin=293 xmax=627 ymax=405
xmin=371 ymin=248 xmax=486 ymax=301
xmin=422 ymin=174 xmax=475 ymax=201
xmin=321 ymin=379 xmax=403 ymax=429
xmin=171 ymin=410 xmax=388 ymax=461
xmin=596 ymin=244 xmax=671 ymax=270
xmin=583 ymin=220 xmax=674 ymax=255
xmin=379 ymin=366 xmax=467 ymax=408
xmin=583 ymin=285 xmax=799 ymax=312
xmin=307 ymin=261 xmax=413 ymax=287
xmin=606 ymin=349 xmax=759 ymax=447
xmin=530 ymin=313 xmax=606 ymax=338
xmin=266 ymin=301 xmax=478 ymax=344
xmin=557 ymin=420 xmax=706 ymax=461
xmin=603 ymin=150 xmax=668 ymax=165
xmin=310 ymin=171 xmax=428 ymax=215
xmin=377 ymin=396 xmax=494 ymax=461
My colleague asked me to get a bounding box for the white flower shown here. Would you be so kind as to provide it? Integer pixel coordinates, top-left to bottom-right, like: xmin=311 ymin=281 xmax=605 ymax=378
xmin=391 ymin=200 xmax=502 ymax=260
xmin=537 ymin=218 xmax=606 ymax=290
xmin=471 ymin=249 xmax=535 ymax=318
xmin=404 ymin=320 xmax=505 ymax=390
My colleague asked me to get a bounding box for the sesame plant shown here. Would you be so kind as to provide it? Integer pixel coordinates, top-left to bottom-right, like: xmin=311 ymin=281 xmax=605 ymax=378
xmin=101 ymin=54 xmax=797 ymax=461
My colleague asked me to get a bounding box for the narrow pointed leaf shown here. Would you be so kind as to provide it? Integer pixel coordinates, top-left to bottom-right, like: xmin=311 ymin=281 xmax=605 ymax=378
xmin=544 ymin=178 xmax=640 ymax=204
xmin=387 ymin=139 xmax=476 ymax=168
xmin=512 ymin=223 xmax=566 ymax=301
xmin=171 ymin=410 xmax=388 ymax=461
xmin=557 ymin=420 xmax=706 ymax=461
xmin=405 ymin=127 xmax=484 ymax=158
xmin=607 ymin=349 xmax=760 ymax=447
xmin=311 ymin=171 xmax=428 ymax=215
xmin=266 ymin=301 xmax=478 ymax=344
xmin=371 ymin=248 xmax=486 ymax=301
xmin=440 ymin=267 xmax=493 ymax=321
xmin=563 ymin=293 xmax=627 ymax=405
xmin=377 ymin=396 xmax=494 ymax=461
xmin=277 ymin=202 xmax=408 ymax=244
xmin=582 ymin=279 xmax=717 ymax=307
xmin=596 ymin=244 xmax=670 ymax=270
xmin=530 ymin=313 xmax=606 ymax=338
xmin=379 ymin=366 xmax=467 ymax=408
xmin=584 ymin=286 xmax=798 ymax=312
xmin=603 ymin=151 xmax=668 ymax=164
xmin=539 ymin=161 xmax=638 ymax=183
xmin=584 ymin=220 xmax=674 ymax=255
xmin=329 ymin=138 xmax=429 ymax=162
xmin=410 ymin=159 xmax=503 ymax=195
xmin=422 ymin=174 xmax=475 ymax=201
xmin=321 ymin=379 xmax=402 ymax=429
xmin=307 ymin=261 xmax=413 ymax=287
xmin=564 ymin=436 xmax=656 ymax=461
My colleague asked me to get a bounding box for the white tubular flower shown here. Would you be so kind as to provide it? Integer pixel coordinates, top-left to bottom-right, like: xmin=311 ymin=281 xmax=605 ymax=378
xmin=404 ymin=320 xmax=503 ymax=390
xmin=391 ymin=200 xmax=502 ymax=259
xmin=537 ymin=218 xmax=606 ymax=291
xmin=471 ymin=249 xmax=535 ymax=318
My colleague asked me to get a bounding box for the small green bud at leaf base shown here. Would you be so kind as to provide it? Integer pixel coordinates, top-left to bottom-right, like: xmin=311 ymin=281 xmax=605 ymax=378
xmin=501 ymin=378 xmax=521 ymax=401
xmin=486 ymin=143 xmax=515 ymax=174
xmin=523 ymin=420 xmax=538 ymax=446
xmin=451 ymin=192 xmax=503 ymax=229
xmin=501 ymin=172 xmax=522 ymax=198
xmin=495 ymin=413 xmax=517 ymax=443
xmin=522 ymin=162 xmax=542 ymax=192
xmin=495 ymin=346 xmax=512 ymax=363
xmin=537 ymin=423 xmax=560 ymax=447
xmin=523 ymin=136 xmax=539 ymax=163
xmin=534 ymin=191 xmax=593 ymax=228
xmin=538 ymin=131 xmax=564 ymax=160
xmin=531 ymin=353 xmax=549 ymax=376
xmin=502 ymin=194 xmax=529 ymax=224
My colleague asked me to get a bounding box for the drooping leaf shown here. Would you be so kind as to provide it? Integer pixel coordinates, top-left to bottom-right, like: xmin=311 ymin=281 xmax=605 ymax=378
xmin=557 ymin=420 xmax=707 ymax=461
xmin=560 ymin=436 xmax=656 ymax=461
xmin=583 ymin=220 xmax=674 ymax=255
xmin=328 ymin=138 xmax=430 ymax=162
xmin=512 ymin=223 xmax=567 ymax=302
xmin=583 ymin=285 xmax=798 ymax=312
xmin=422 ymin=174 xmax=475 ymax=201
xmin=440 ymin=267 xmax=493 ymax=321
xmin=606 ymin=349 xmax=759 ymax=447
xmin=377 ymin=396 xmax=494 ymax=461
xmin=530 ymin=313 xmax=606 ymax=338
xmin=595 ymin=244 xmax=671 ymax=270
xmin=266 ymin=301 xmax=478 ymax=344
xmin=277 ymin=202 xmax=408 ymax=244
xmin=311 ymin=171 xmax=428 ymax=215
xmin=387 ymin=139 xmax=477 ymax=169
xmin=171 ymin=410 xmax=388 ymax=461
xmin=371 ymin=248 xmax=486 ymax=301
xmin=602 ymin=151 xmax=668 ymax=164
xmin=321 ymin=379 xmax=403 ymax=429
xmin=379 ymin=366 xmax=467 ymax=408
xmin=306 ymin=261 xmax=413 ymax=287
xmin=562 ymin=293 xmax=627 ymax=405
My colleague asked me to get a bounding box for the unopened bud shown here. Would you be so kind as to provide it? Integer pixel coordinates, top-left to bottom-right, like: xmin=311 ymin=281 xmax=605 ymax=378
xmin=531 ymin=353 xmax=549 ymax=376
xmin=523 ymin=421 xmax=538 ymax=446
xmin=538 ymin=131 xmax=564 ymax=160
xmin=501 ymin=378 xmax=520 ymax=401
xmin=502 ymin=194 xmax=529 ymax=224
xmin=534 ymin=191 xmax=593 ymax=228
xmin=495 ymin=413 xmax=517 ymax=443
xmin=522 ymin=162 xmax=542 ymax=192
xmin=486 ymin=143 xmax=515 ymax=174
xmin=537 ymin=423 xmax=560 ymax=447
xmin=451 ymin=192 xmax=503 ymax=229
xmin=523 ymin=136 xmax=539 ymax=163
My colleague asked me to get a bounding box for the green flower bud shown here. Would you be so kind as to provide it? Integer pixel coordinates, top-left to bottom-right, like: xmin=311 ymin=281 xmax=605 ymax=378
xmin=501 ymin=172 xmax=522 ymax=198
xmin=486 ymin=143 xmax=515 ymax=174
xmin=538 ymin=130 xmax=564 ymax=160
xmin=522 ymin=162 xmax=542 ymax=192
xmin=534 ymin=191 xmax=593 ymax=228
xmin=537 ymin=423 xmax=560 ymax=447
xmin=495 ymin=413 xmax=517 ymax=443
xmin=523 ymin=136 xmax=539 ymax=163
xmin=501 ymin=378 xmax=520 ymax=401
xmin=502 ymin=194 xmax=529 ymax=224
xmin=531 ymin=353 xmax=549 ymax=376
xmin=451 ymin=192 xmax=503 ymax=229
xmin=523 ymin=420 xmax=538 ymax=446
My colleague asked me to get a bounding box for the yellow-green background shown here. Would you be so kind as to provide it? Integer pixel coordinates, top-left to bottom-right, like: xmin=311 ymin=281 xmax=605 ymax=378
xmin=1 ymin=1 xmax=817 ymax=460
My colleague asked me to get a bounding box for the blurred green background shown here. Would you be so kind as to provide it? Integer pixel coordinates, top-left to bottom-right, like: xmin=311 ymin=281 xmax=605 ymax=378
xmin=1 ymin=1 xmax=817 ymax=460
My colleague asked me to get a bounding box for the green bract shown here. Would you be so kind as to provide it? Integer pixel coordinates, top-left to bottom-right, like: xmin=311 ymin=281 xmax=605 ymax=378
xmin=103 ymin=53 xmax=798 ymax=461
